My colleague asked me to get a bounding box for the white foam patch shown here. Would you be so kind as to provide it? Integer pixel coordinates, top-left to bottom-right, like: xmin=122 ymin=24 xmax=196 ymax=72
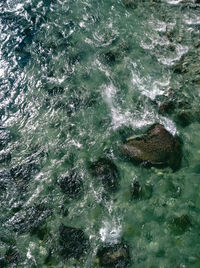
xmin=103 ymin=82 xmax=177 ymax=135
xmin=7 ymin=0 xmax=24 ymax=11
xmin=103 ymin=83 xmax=134 ymax=129
xmin=0 ymin=68 xmax=4 ymax=77
xmin=26 ymin=242 xmax=37 ymax=265
xmin=165 ymin=0 xmax=183 ymax=4
xmin=183 ymin=14 xmax=200 ymax=25
xmin=131 ymin=72 xmax=167 ymax=100
xmin=158 ymin=44 xmax=189 ymax=66
xmin=100 ymin=220 xmax=122 ymax=244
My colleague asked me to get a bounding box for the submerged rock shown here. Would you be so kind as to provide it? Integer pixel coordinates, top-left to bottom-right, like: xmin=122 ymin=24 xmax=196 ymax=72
xmin=10 ymin=162 xmax=38 ymax=182
xmin=96 ymin=243 xmax=130 ymax=267
xmin=10 ymin=203 xmax=51 ymax=234
xmin=0 ymin=169 xmax=12 ymax=191
xmin=31 ymin=224 xmax=49 ymax=241
xmin=169 ymin=215 xmax=191 ymax=235
xmin=123 ymin=0 xmax=160 ymax=8
xmin=103 ymin=51 xmax=116 ymax=65
xmin=0 ymin=247 xmax=19 ymax=267
xmin=155 ymin=88 xmax=200 ymax=127
xmin=121 ymin=124 xmax=182 ymax=170
xmin=58 ymin=170 xmax=83 ymax=198
xmin=123 ymin=0 xmax=137 ymax=9
xmin=0 ymin=129 xmax=11 ymax=149
xmin=59 ymin=225 xmax=89 ymax=259
xmin=89 ymin=158 xmax=119 ymax=192
xmin=0 ymin=151 xmax=11 ymax=163
xmin=130 ymin=181 xmax=152 ymax=200
xmin=176 ymin=110 xmax=193 ymax=127
xmin=47 ymin=86 xmax=64 ymax=96
xmin=158 ymin=101 xmax=175 ymax=115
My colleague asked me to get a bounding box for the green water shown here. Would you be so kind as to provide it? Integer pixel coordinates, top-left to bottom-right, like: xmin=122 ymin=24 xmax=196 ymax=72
xmin=0 ymin=0 xmax=200 ymax=267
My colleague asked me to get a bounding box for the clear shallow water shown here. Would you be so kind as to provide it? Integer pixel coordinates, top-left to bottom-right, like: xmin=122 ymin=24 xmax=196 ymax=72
xmin=0 ymin=0 xmax=200 ymax=267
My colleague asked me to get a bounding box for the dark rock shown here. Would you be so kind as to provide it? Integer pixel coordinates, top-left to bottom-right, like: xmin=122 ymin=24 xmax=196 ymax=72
xmin=130 ymin=181 xmax=141 ymax=199
xmin=123 ymin=0 xmax=137 ymax=8
xmin=44 ymin=251 xmax=59 ymax=267
xmin=47 ymin=86 xmax=64 ymax=96
xmin=10 ymin=162 xmax=38 ymax=182
xmin=10 ymin=203 xmax=51 ymax=234
xmin=0 ymin=169 xmax=11 ymax=180
xmin=0 ymin=169 xmax=12 ymax=192
xmin=0 ymin=129 xmax=11 ymax=149
xmin=0 ymin=258 xmax=7 ymax=267
xmin=173 ymin=63 xmax=186 ymax=74
xmin=5 ymin=247 xmax=19 ymax=265
xmin=170 ymin=215 xmax=191 ymax=235
xmin=65 ymin=96 xmax=81 ymax=117
xmin=173 ymin=52 xmax=200 ymax=85
xmin=0 ymin=247 xmax=20 ymax=267
xmin=120 ymin=124 xmax=182 ymax=171
xmin=103 ymin=51 xmax=116 ymax=65
xmin=123 ymin=0 xmax=160 ymax=8
xmin=130 ymin=181 xmax=152 ymax=200
xmin=0 ymin=152 xmax=11 ymax=163
xmin=89 ymin=158 xmax=119 ymax=192
xmin=59 ymin=225 xmax=89 ymax=259
xmin=97 ymin=243 xmax=130 ymax=268
xmin=31 ymin=225 xmax=49 ymax=240
xmin=158 ymin=101 xmax=175 ymax=115
xmin=176 ymin=111 xmax=193 ymax=127
xmin=59 ymin=205 xmax=69 ymax=217
xmin=156 ymin=90 xmax=196 ymax=127
xmin=58 ymin=171 xmax=83 ymax=198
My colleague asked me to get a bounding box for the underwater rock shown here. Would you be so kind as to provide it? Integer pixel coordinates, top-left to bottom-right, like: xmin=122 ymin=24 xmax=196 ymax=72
xmin=89 ymin=158 xmax=119 ymax=192
xmin=123 ymin=0 xmax=137 ymax=8
xmin=121 ymin=124 xmax=182 ymax=170
xmin=10 ymin=203 xmax=51 ymax=234
xmin=96 ymin=243 xmax=130 ymax=268
xmin=0 ymin=247 xmax=19 ymax=267
xmin=59 ymin=225 xmax=89 ymax=259
xmin=156 ymin=90 xmax=199 ymax=127
xmin=0 ymin=258 xmax=6 ymax=267
xmin=0 ymin=151 xmax=11 ymax=163
xmin=130 ymin=181 xmax=152 ymax=200
xmin=0 ymin=169 xmax=12 ymax=192
xmin=123 ymin=0 xmax=160 ymax=8
xmin=173 ymin=51 xmax=200 ymax=85
xmin=0 ymin=129 xmax=11 ymax=149
xmin=31 ymin=224 xmax=49 ymax=241
xmin=103 ymin=51 xmax=116 ymax=65
xmin=58 ymin=170 xmax=83 ymax=198
xmin=158 ymin=101 xmax=175 ymax=115
xmin=47 ymin=86 xmax=64 ymax=96
xmin=130 ymin=181 xmax=142 ymax=199
xmin=176 ymin=110 xmax=193 ymax=127
xmin=53 ymin=88 xmax=97 ymax=117
xmin=169 ymin=215 xmax=191 ymax=235
xmin=10 ymin=162 xmax=38 ymax=182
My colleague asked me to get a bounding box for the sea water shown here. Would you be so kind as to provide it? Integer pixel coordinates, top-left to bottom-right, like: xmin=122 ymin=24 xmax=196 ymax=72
xmin=0 ymin=0 xmax=200 ymax=267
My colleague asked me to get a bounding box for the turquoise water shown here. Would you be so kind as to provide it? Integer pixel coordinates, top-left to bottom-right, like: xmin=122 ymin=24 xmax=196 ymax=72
xmin=0 ymin=0 xmax=200 ymax=267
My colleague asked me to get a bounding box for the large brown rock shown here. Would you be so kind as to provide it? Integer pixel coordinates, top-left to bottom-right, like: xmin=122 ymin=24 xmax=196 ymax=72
xmin=121 ymin=124 xmax=182 ymax=170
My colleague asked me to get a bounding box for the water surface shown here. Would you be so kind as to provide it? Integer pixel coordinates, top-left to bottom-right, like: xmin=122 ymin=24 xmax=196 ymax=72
xmin=0 ymin=0 xmax=200 ymax=267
